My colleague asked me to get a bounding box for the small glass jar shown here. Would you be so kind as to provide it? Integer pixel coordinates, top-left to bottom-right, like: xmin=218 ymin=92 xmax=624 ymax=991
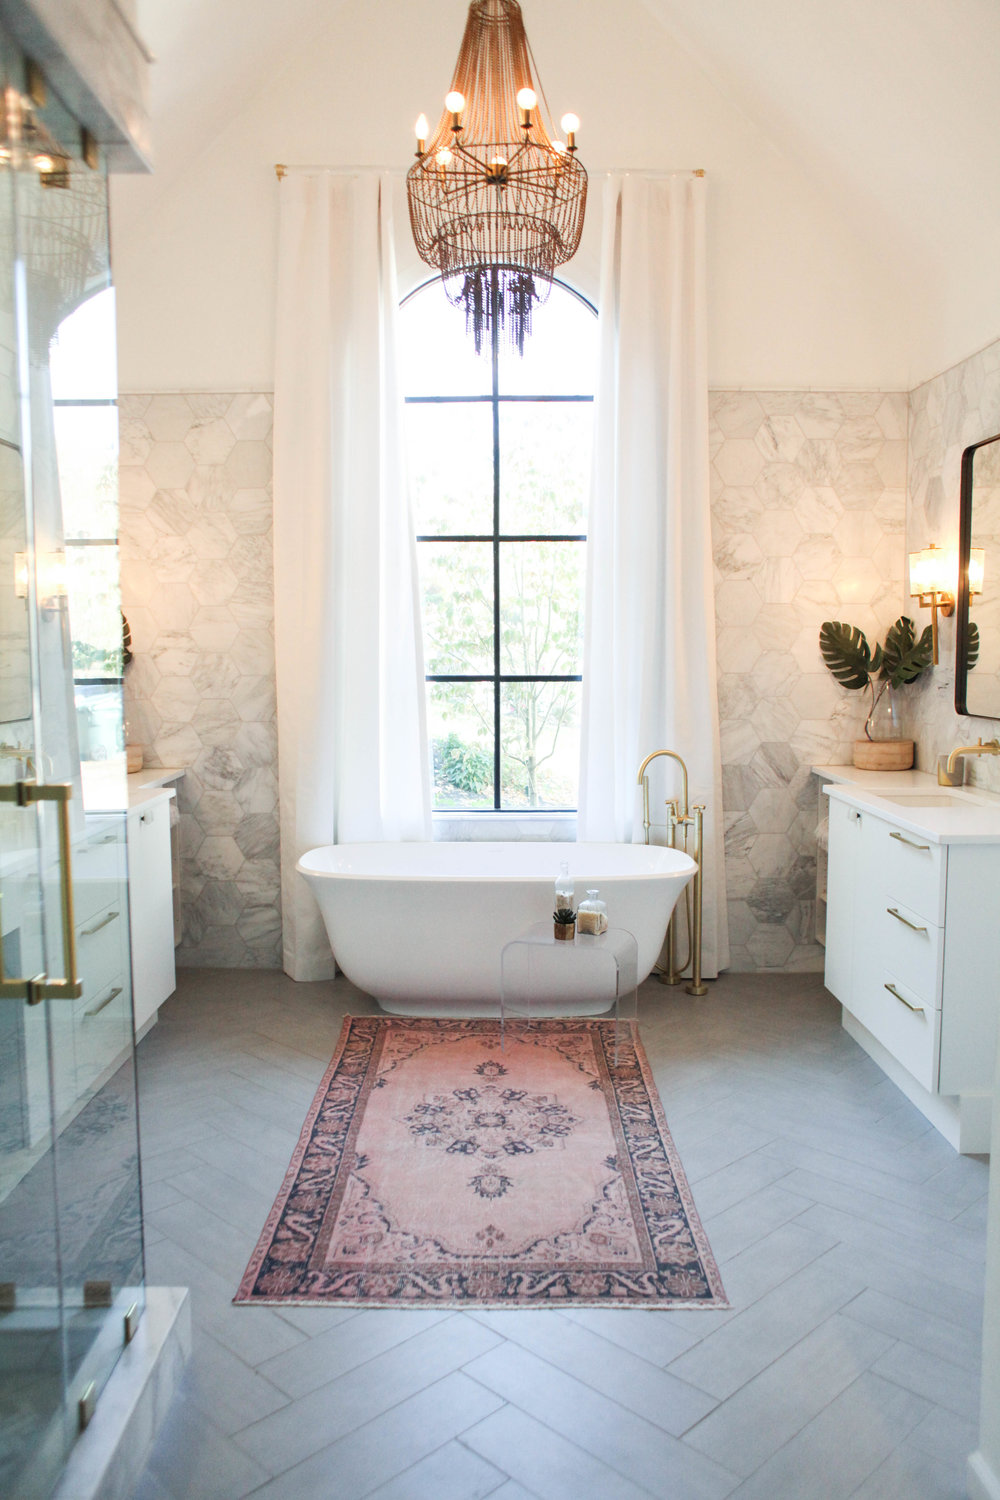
xmin=577 ymin=889 xmax=608 ymax=935
xmin=554 ymin=861 xmax=574 ymax=910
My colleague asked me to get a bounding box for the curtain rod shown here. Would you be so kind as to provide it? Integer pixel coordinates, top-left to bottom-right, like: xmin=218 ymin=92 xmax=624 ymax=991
xmin=274 ymin=163 xmax=705 ymax=180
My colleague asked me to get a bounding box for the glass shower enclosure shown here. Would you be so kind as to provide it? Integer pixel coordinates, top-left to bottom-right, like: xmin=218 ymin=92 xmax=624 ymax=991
xmin=0 ymin=29 xmax=144 ymax=1499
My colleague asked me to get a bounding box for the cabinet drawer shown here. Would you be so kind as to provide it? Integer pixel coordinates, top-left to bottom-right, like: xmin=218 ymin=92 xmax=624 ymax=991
xmin=877 ymin=900 xmax=943 ymax=1007
xmin=77 ymin=902 xmax=127 ymax=998
xmin=878 ymin=821 xmax=946 ymax=925
xmin=76 ymin=978 xmax=130 ymax=1096
xmin=849 ymin=969 xmax=941 ymax=1092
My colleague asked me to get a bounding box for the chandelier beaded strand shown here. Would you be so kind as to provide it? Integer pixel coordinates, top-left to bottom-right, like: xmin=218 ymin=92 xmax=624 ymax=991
xmin=406 ymin=0 xmax=587 ymax=355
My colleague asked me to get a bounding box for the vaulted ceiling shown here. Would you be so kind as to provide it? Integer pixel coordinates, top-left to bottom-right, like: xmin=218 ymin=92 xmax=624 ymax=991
xmin=113 ymin=0 xmax=1000 ymax=392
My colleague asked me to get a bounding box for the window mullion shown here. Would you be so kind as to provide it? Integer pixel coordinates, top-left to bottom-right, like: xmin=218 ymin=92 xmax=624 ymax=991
xmin=491 ymin=268 xmax=502 ymax=812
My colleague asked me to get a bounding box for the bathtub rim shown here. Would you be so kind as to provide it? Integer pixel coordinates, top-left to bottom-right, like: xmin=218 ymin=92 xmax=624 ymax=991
xmin=296 ymin=840 xmax=698 ymax=884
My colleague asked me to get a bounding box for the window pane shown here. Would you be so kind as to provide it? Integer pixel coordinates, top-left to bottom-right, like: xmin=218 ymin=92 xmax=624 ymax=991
xmin=499 ymin=542 xmax=583 ymax=677
xmin=50 ymin=286 xmax=117 ymax=400
xmin=500 ymin=680 xmax=580 ymax=810
xmin=55 ymin=404 xmax=119 ymax=539
xmin=418 ymin=541 xmax=493 ymax=673
xmin=75 ymin=681 xmax=125 ymax=764
xmin=496 ymin=283 xmax=597 ymax=396
xmin=429 ymin=681 xmax=494 ymax=808
xmin=406 ymin=402 xmax=493 ymax=535
xmin=65 ymin=543 xmax=122 ymax=677
xmin=499 ymin=404 xmax=591 ymax=534
xmin=400 ymin=283 xmax=492 ymax=397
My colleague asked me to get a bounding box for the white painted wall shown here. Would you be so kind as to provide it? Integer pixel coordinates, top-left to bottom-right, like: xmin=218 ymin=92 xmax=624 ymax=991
xmin=112 ymin=0 xmax=920 ymax=393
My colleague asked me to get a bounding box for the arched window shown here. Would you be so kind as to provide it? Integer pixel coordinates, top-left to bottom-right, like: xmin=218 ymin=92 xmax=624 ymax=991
xmin=399 ymin=274 xmax=597 ymax=811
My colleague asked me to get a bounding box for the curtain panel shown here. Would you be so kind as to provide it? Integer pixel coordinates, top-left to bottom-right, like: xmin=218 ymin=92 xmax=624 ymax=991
xmin=273 ymin=171 xmax=431 ymax=981
xmin=579 ymin=173 xmax=730 ymax=975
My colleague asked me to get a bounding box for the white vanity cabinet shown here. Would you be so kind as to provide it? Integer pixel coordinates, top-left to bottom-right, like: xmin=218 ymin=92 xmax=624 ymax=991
xmin=824 ymin=783 xmax=1000 ymax=1152
xmin=127 ymin=788 xmax=177 ymax=1035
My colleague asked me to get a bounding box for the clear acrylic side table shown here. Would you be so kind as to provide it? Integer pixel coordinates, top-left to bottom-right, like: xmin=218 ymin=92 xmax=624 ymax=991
xmin=499 ymin=922 xmax=638 ymax=1065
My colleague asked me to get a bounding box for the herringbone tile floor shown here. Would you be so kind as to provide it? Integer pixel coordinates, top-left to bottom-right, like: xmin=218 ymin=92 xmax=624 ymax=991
xmin=132 ymin=969 xmax=989 ymax=1500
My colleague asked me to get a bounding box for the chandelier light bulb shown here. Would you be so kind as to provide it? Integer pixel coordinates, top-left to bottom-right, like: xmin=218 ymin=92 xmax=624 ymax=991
xmin=552 ymin=140 xmax=567 ymax=155
xmin=516 ymin=87 xmax=537 ymax=110
xmin=436 ymin=147 xmax=453 ymax=166
xmin=560 ymin=112 xmax=580 ymax=133
xmin=414 ymin=114 xmax=429 ymax=153
xmin=445 ymin=90 xmax=465 ymax=113
xmin=491 ymin=153 xmax=508 ymax=166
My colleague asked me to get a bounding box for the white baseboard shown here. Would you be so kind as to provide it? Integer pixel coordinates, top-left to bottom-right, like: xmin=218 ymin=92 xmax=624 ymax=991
xmin=969 ymin=1450 xmax=1000 ymax=1500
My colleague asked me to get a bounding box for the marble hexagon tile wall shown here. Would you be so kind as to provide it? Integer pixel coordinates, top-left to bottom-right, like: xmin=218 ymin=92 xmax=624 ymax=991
xmin=709 ymin=390 xmax=908 ymax=972
xmin=118 ymin=393 xmax=280 ymax=968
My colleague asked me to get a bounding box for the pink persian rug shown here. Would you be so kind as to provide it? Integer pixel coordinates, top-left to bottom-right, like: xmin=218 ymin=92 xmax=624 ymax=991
xmin=235 ymin=1017 xmax=728 ymax=1309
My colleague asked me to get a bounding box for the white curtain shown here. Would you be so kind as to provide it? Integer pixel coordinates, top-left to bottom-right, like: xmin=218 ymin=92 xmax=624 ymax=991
xmin=578 ymin=172 xmax=729 ymax=976
xmin=273 ymin=171 xmax=431 ymax=981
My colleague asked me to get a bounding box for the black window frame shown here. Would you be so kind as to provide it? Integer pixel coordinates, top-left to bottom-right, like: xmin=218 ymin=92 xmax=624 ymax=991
xmin=402 ymin=270 xmax=597 ymax=813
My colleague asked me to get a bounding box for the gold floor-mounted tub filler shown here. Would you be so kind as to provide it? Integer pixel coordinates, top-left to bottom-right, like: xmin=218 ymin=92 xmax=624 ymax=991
xmin=636 ymin=749 xmax=707 ymax=996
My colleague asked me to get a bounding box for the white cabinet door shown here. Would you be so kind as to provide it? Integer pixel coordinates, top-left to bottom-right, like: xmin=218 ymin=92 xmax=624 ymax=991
xmin=127 ymin=797 xmax=176 ymax=1033
xmin=824 ymin=796 xmax=861 ymax=1003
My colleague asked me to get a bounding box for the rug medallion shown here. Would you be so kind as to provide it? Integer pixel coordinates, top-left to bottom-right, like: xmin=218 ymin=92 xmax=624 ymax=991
xmin=235 ymin=1017 xmax=727 ymax=1308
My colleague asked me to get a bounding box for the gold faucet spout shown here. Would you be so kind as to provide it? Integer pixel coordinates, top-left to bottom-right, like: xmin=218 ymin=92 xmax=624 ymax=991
xmin=636 ymin=749 xmax=689 ymax=818
xmin=946 ymin=738 xmax=1000 ymax=776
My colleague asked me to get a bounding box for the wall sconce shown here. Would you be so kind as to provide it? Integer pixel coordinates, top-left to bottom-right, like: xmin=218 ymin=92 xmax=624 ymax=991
xmin=908 ymin=542 xmax=984 ymax=665
xmin=13 ymin=549 xmax=67 ymax=614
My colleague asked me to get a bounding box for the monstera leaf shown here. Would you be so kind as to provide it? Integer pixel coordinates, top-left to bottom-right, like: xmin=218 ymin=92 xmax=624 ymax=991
xmin=879 ymin=615 xmax=933 ymax=687
xmin=967 ymin=621 xmax=981 ymax=671
xmin=819 ymin=621 xmax=882 ymax=691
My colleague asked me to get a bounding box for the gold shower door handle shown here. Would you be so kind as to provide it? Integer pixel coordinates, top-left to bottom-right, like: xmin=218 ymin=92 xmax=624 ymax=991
xmin=0 ymin=781 xmax=83 ymax=1004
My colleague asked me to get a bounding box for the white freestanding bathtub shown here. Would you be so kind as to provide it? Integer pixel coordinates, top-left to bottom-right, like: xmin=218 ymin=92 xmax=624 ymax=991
xmin=297 ymin=841 xmax=696 ymax=1016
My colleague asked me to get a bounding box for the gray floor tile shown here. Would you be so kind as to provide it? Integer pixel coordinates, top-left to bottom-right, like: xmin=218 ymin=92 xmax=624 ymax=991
xmin=129 ymin=968 xmax=985 ymax=1500
xmin=728 ymin=1371 xmax=929 ymax=1500
xmin=683 ymin=1315 xmax=894 ymax=1477
xmin=245 ymin=1371 xmax=505 ymax=1499
xmin=463 ymin=1339 xmax=737 ymax=1499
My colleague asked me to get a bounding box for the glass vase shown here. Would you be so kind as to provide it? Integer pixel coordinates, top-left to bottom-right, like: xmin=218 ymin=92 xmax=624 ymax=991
xmin=865 ymin=683 xmax=900 ymax=741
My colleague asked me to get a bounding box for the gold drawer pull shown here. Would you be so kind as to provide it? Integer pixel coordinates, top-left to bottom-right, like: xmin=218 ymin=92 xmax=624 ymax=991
xmin=890 ymin=830 xmax=930 ymax=851
xmin=886 ymin=907 xmax=927 ymax=934
xmin=884 ymin=981 xmax=925 ymax=1015
xmin=84 ymin=985 xmax=122 ymax=1018
xmin=80 ymin=910 xmax=119 ymax=938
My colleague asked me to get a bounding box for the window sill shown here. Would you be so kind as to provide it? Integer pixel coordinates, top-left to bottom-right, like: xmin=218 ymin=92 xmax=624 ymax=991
xmin=432 ymin=811 xmax=577 ymax=843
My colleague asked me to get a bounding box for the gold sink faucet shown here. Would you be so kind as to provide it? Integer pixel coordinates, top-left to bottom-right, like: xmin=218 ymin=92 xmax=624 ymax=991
xmin=942 ymin=737 xmax=1000 ymax=782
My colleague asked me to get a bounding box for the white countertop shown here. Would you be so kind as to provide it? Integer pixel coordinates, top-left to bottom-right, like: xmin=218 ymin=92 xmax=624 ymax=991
xmin=813 ymin=763 xmax=1000 ymax=845
xmin=81 ymin=761 xmax=185 ymax=813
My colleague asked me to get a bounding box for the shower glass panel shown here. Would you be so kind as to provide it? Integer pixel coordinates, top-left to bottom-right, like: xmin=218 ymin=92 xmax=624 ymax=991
xmin=0 ymin=31 xmax=144 ymax=1499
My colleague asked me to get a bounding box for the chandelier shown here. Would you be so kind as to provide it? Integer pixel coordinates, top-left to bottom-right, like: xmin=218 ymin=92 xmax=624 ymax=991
xmin=406 ymin=0 xmax=587 ymax=355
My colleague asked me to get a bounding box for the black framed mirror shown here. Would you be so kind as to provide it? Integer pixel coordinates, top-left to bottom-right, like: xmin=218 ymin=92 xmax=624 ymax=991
xmin=956 ymin=431 xmax=1000 ymax=718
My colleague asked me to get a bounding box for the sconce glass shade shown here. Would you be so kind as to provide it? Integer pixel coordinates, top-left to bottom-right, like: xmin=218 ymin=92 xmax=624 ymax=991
xmin=968 ymin=547 xmax=986 ymax=596
xmin=909 ymin=543 xmax=956 ymax=600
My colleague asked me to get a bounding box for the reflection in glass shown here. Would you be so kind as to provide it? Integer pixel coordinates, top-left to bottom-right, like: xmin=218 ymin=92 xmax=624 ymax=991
xmin=428 ymin=681 xmax=494 ymax=808
xmin=55 ymin=405 xmax=119 ymax=539
xmin=501 ymin=680 xmax=581 ymax=809
xmin=418 ymin=541 xmax=494 ymax=673
xmin=500 ymin=542 xmax=584 ymax=677
xmin=405 ymin=403 xmax=493 ymax=535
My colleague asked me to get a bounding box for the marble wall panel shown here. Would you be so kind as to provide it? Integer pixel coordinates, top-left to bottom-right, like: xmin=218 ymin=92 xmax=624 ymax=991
xmin=710 ymin=390 xmax=908 ymax=972
xmin=904 ymin=338 xmax=1000 ymax=790
xmin=119 ymin=393 xmax=280 ymax=969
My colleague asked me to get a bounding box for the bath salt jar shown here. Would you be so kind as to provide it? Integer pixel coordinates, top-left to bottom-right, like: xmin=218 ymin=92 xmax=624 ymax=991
xmin=553 ymin=860 xmax=576 ymax=940
xmin=577 ymin=889 xmax=608 ymax=936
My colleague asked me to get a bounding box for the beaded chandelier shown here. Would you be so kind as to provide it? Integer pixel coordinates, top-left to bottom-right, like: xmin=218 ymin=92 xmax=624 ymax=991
xmin=406 ymin=0 xmax=587 ymax=355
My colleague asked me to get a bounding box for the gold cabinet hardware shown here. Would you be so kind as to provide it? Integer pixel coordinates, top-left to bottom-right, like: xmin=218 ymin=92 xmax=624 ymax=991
xmin=84 ymin=985 xmax=122 ymax=1019
xmin=0 ymin=781 xmax=82 ymax=1003
xmin=78 ymin=1381 xmax=96 ymax=1431
xmin=886 ymin=907 xmax=928 ymax=934
xmin=889 ymin=830 xmax=930 ymax=851
xmin=80 ymin=910 xmax=119 ymax=937
xmin=884 ymin=981 xmax=925 ymax=1014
